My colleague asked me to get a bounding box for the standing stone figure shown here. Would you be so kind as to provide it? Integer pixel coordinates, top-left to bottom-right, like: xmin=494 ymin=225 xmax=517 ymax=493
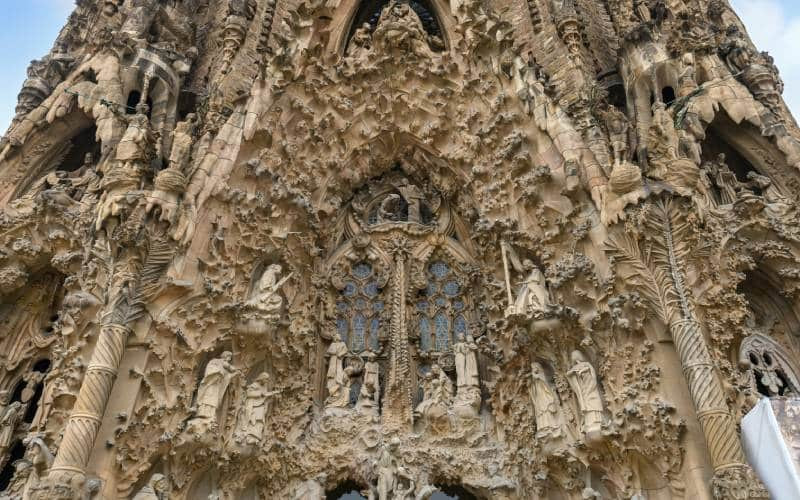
xmin=454 ymin=334 xmax=479 ymax=390
xmin=326 ymin=339 xmax=351 ymax=408
xmin=602 ymin=105 xmax=630 ymax=166
xmin=566 ymin=350 xmax=604 ymax=438
xmin=132 ymin=473 xmax=168 ymax=500
xmin=357 ymin=351 xmax=381 ymax=412
xmin=375 ymin=438 xmax=401 ymax=500
xmin=236 ymin=373 xmax=279 ymax=445
xmin=0 ymin=402 xmax=23 ymax=455
xmin=193 ymin=352 xmax=237 ymax=424
xmin=529 ymin=362 xmax=565 ymax=439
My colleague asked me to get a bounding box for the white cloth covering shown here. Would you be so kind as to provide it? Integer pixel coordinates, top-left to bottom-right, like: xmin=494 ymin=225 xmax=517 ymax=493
xmin=742 ymin=398 xmax=800 ymax=499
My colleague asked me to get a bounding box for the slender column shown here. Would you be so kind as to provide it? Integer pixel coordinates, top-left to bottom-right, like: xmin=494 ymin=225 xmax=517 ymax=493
xmin=383 ymin=248 xmax=412 ymax=431
xmin=49 ymin=323 xmax=130 ymax=477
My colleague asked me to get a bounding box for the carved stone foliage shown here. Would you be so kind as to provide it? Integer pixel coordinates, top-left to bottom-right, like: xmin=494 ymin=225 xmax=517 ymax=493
xmin=5 ymin=0 xmax=800 ymax=498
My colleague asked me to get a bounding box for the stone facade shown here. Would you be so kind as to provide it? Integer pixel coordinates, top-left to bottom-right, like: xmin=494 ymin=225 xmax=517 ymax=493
xmin=0 ymin=0 xmax=798 ymax=498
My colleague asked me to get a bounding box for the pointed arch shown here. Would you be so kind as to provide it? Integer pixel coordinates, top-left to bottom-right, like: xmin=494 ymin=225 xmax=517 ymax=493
xmin=327 ymin=0 xmax=454 ymax=56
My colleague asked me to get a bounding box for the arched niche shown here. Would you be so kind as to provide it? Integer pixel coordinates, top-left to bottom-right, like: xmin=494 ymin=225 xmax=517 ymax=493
xmin=7 ymin=111 xmax=97 ymax=202
xmin=700 ymin=111 xmax=792 ymax=193
xmin=737 ymin=269 xmax=800 ymax=341
xmin=328 ymin=0 xmax=454 ymax=56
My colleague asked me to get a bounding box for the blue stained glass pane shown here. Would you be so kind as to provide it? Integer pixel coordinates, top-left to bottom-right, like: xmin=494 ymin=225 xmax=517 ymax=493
xmin=454 ymin=315 xmax=468 ymax=337
xmin=337 ymin=317 xmax=349 ymax=343
xmin=355 ymin=298 xmax=367 ymax=310
xmin=435 ymin=297 xmax=446 ymax=307
xmin=430 ymin=261 xmax=449 ymax=278
xmin=343 ymin=282 xmax=357 ymax=297
xmin=373 ymin=301 xmax=385 ymax=312
xmin=370 ymin=318 xmax=380 ymax=350
xmin=353 ymin=314 xmax=366 ymax=352
xmin=417 ymin=301 xmax=428 ymax=311
xmin=453 ymin=301 xmax=464 ymax=311
xmin=426 ymin=282 xmax=438 ymax=297
xmin=443 ymin=281 xmax=460 ymax=297
xmin=434 ymin=313 xmax=450 ymax=351
xmin=364 ymin=282 xmax=379 ymax=297
xmin=336 ymin=301 xmax=348 ymax=312
xmin=353 ymin=263 xmax=372 ymax=279
xmin=420 ymin=317 xmax=431 ymax=351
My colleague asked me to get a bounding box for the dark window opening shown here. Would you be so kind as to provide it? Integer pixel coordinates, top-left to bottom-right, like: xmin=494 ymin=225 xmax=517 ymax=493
xmin=345 ymin=0 xmax=444 ymax=52
xmin=753 ymin=369 xmax=771 ymax=396
xmin=32 ymin=360 xmax=51 ymax=373
xmin=82 ymin=68 xmax=98 ymax=85
xmin=177 ymin=89 xmax=198 ymax=120
xmin=661 ymin=86 xmax=676 ymax=106
xmin=23 ymin=380 xmax=45 ymax=423
xmin=126 ymin=91 xmax=153 ymax=118
xmin=57 ymin=126 xmax=100 ymax=173
xmin=9 ymin=381 xmax=25 ymax=405
xmin=607 ymin=84 xmax=627 ymax=110
xmin=326 ymin=481 xmax=368 ymax=500
xmin=0 ymin=440 xmax=26 ymax=491
xmin=126 ymin=91 xmax=142 ymax=115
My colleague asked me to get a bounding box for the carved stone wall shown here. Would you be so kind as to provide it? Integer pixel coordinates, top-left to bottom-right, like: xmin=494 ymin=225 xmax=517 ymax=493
xmin=0 ymin=0 xmax=799 ymax=498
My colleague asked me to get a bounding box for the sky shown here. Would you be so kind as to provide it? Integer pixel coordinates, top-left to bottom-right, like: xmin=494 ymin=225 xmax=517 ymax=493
xmin=0 ymin=1 xmax=799 ymax=130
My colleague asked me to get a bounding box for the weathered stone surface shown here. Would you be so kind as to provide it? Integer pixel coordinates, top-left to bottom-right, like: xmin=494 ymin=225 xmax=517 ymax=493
xmin=1 ymin=0 xmax=799 ymax=498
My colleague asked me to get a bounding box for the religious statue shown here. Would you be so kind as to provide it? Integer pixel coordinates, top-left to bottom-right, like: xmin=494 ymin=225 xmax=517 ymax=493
xmin=513 ymin=52 xmax=545 ymax=116
xmin=132 ymin=473 xmax=168 ymax=500
xmin=510 ymin=260 xmax=551 ymax=317
xmin=235 ymin=373 xmax=280 ymax=446
xmin=454 ymin=334 xmax=479 ymax=391
xmin=246 ymin=264 xmax=291 ymax=316
xmin=357 ymin=351 xmax=381 ymax=413
xmin=348 ymin=23 xmax=373 ymax=58
xmin=708 ymin=154 xmax=740 ymax=205
xmin=566 ymin=350 xmax=604 ymax=439
xmin=373 ymin=1 xmax=433 ymax=58
xmin=168 ymin=113 xmax=197 ymax=173
xmin=529 ymin=362 xmax=566 ymax=439
xmin=601 ymin=104 xmax=630 ymax=166
xmin=326 ymin=339 xmax=352 ymax=409
xmin=746 ymin=171 xmax=789 ymax=209
xmin=0 ymin=402 xmax=23 ymax=455
xmin=374 ymin=438 xmax=414 ymax=500
xmin=191 ymin=352 xmax=237 ymax=426
xmin=24 ymin=435 xmax=53 ymax=487
xmin=414 ymin=364 xmax=453 ymax=426
xmin=396 ymin=180 xmax=425 ymax=223
xmin=114 ymin=102 xmax=155 ymax=170
xmin=678 ymin=53 xmax=699 ymax=98
xmin=648 ymin=101 xmax=679 ymax=162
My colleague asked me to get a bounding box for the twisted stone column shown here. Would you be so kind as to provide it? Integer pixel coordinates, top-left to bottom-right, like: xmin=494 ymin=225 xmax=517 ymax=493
xmin=50 ymin=323 xmax=130 ymax=478
xmin=670 ymin=318 xmax=745 ymax=469
xmin=660 ymin=208 xmax=765 ymax=497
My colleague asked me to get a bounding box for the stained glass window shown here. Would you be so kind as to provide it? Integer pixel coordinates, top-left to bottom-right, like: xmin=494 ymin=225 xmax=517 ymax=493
xmin=336 ymin=263 xmax=383 ymax=352
xmin=417 ymin=260 xmax=469 ymax=353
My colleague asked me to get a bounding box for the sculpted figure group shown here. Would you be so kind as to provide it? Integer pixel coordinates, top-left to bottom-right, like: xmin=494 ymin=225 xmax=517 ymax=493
xmin=528 ymin=350 xmax=606 ymax=445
